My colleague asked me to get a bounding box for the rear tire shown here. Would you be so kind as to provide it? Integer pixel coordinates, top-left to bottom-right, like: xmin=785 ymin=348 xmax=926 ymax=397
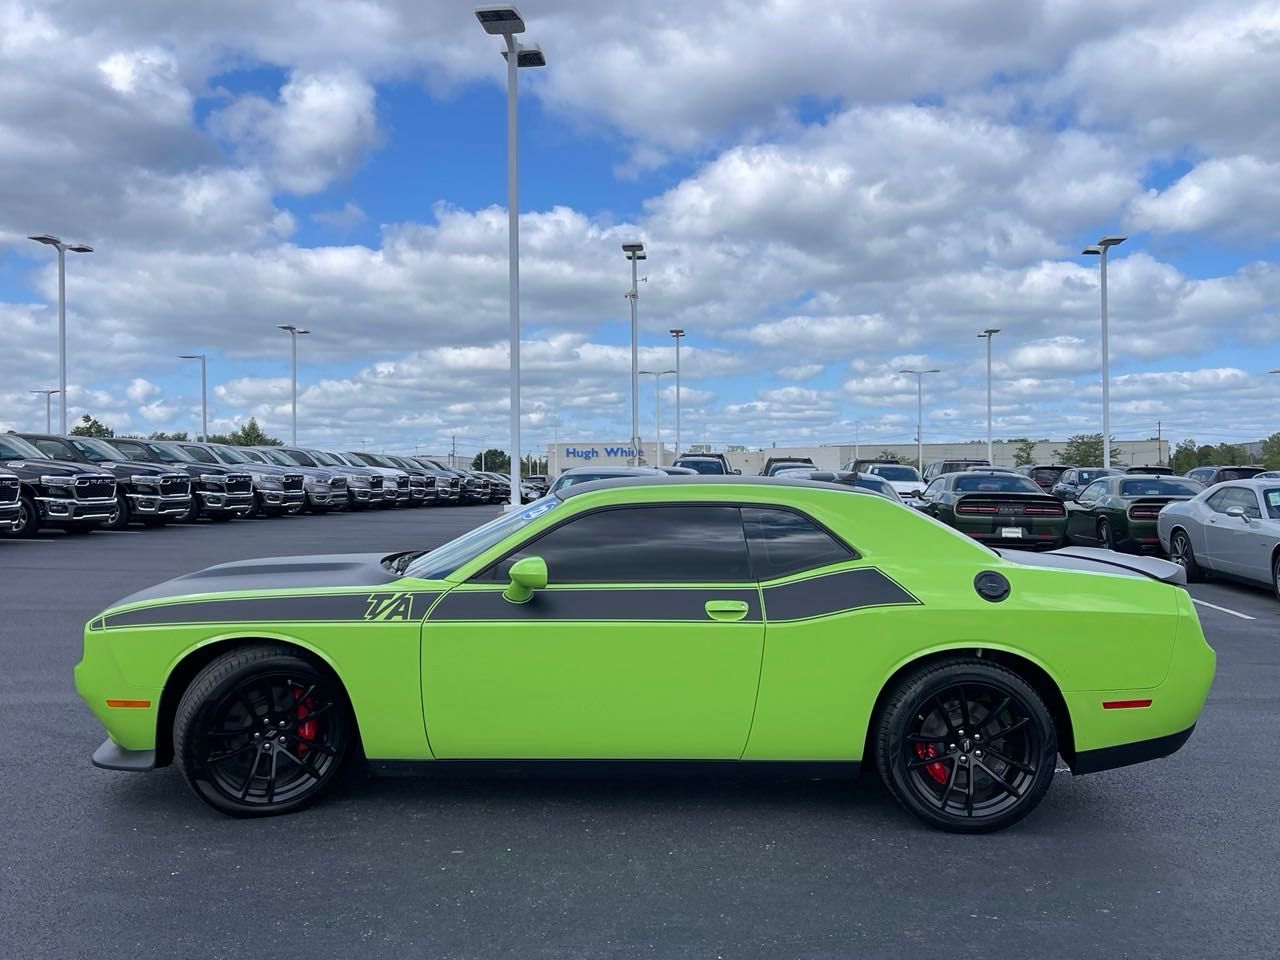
xmin=173 ymin=644 xmax=352 ymax=817
xmin=874 ymin=658 xmax=1057 ymax=833
xmin=1272 ymin=553 xmax=1280 ymax=604
xmin=1097 ymin=518 xmax=1114 ymax=551
xmin=1169 ymin=529 xmax=1202 ymax=583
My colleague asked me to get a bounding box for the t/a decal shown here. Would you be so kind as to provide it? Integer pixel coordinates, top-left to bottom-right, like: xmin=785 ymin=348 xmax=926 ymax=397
xmin=364 ymin=592 xmax=416 ymax=621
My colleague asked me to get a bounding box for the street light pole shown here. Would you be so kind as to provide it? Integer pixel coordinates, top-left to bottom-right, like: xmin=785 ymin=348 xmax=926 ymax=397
xmin=1083 ymin=236 xmax=1125 ymax=469
xmin=978 ymin=329 xmax=1000 ymax=464
xmin=623 ymin=242 xmax=646 ymax=464
xmin=28 ymin=235 xmax=93 ymax=433
xmin=639 ymin=369 xmax=676 ymax=465
xmin=899 ymin=368 xmax=941 ymax=471
xmin=477 ymin=5 xmax=545 ymax=509
xmin=30 ymin=389 xmax=60 ymax=433
xmin=178 ymin=354 xmax=207 ymax=441
xmin=669 ymin=329 xmax=684 ymax=459
xmin=277 ymin=325 xmax=310 ymax=445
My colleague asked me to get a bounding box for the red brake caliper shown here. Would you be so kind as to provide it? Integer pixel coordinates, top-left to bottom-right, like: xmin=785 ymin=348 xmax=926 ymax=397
xmin=914 ymin=743 xmax=948 ymax=784
xmin=293 ymin=687 xmax=317 ymax=755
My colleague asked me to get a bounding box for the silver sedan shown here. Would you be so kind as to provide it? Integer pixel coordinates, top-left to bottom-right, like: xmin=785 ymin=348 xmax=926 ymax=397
xmin=1158 ymin=479 xmax=1280 ymax=600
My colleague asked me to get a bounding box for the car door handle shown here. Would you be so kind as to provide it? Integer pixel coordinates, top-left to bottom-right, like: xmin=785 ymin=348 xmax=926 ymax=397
xmin=704 ymin=599 xmax=749 ymax=622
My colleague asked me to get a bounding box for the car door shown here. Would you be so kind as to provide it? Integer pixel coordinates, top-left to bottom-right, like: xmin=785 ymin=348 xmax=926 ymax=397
xmin=30 ymin=437 xmax=78 ymax=462
xmin=1199 ymin=487 xmax=1238 ymax=572
xmin=1067 ymin=480 xmax=1107 ymax=542
xmin=420 ymin=504 xmax=765 ymax=759
xmin=1213 ymin=487 xmax=1263 ymax=578
xmin=919 ymin=477 xmax=946 ymax=515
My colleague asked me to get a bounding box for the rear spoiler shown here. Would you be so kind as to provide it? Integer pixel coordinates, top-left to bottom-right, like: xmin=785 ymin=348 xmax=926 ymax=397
xmin=999 ymin=546 xmax=1186 ymax=586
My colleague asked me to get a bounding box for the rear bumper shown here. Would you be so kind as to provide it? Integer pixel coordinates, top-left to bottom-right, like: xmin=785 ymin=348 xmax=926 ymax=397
xmin=1072 ymin=724 xmax=1195 ymax=775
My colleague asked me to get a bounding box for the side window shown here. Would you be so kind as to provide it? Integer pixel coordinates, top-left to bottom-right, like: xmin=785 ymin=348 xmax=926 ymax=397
xmin=922 ymin=478 xmax=945 ymax=500
xmin=1078 ymin=480 xmax=1107 ymax=503
xmin=180 ymin=445 xmax=217 ymax=464
xmin=33 ymin=439 xmax=72 ymax=459
xmin=1205 ymin=489 xmax=1232 ymax=513
xmin=1061 ymin=471 xmax=1075 ymax=485
xmin=1225 ymin=487 xmax=1262 ymax=519
xmin=112 ymin=440 xmax=146 ymax=461
xmin=741 ymin=507 xmax=855 ymax=581
xmin=483 ymin=505 xmax=752 ymax=583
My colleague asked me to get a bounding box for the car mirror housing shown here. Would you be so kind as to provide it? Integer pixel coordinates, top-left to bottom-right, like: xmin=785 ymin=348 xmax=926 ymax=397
xmin=504 ymin=556 xmax=547 ymax=603
xmin=1225 ymin=506 xmax=1248 ymax=521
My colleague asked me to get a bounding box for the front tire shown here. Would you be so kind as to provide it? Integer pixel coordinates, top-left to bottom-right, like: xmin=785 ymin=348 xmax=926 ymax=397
xmin=1169 ymin=529 xmax=1202 ymax=583
xmin=875 ymin=658 xmax=1057 ymax=833
xmin=104 ymin=493 xmax=131 ymax=531
xmin=1098 ymin=518 xmax=1114 ymax=551
xmin=173 ymin=645 xmax=352 ymax=817
xmin=6 ymin=495 xmax=40 ymax=537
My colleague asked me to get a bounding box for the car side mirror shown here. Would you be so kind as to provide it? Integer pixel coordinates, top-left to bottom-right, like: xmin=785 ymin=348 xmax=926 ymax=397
xmin=733 ymin=468 xmax=742 ymax=474
xmin=504 ymin=556 xmax=547 ymax=603
xmin=1225 ymin=506 xmax=1248 ymax=521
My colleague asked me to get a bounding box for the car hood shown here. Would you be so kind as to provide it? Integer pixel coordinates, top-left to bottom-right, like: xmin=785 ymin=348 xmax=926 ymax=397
xmin=106 ymin=553 xmax=402 ymax=609
xmin=1 ymin=459 xmax=112 ymax=477
xmin=92 ymin=460 xmax=183 ymax=478
xmin=883 ymin=479 xmax=925 ymax=495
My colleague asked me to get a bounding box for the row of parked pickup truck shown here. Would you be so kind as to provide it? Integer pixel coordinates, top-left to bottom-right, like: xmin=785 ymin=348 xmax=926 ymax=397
xmin=0 ymin=432 xmax=539 ymax=538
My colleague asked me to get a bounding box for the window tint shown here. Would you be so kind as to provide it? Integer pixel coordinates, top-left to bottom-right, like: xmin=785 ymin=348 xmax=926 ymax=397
xmin=112 ymin=439 xmax=153 ymax=462
xmin=1217 ymin=468 xmax=1263 ymax=482
xmin=33 ymin=439 xmax=72 ymax=459
xmin=923 ymin=478 xmax=945 ymax=499
xmin=676 ymin=459 xmax=725 ymax=474
xmin=1205 ymin=489 xmax=1232 ymax=513
xmin=953 ymin=475 xmax=1041 ymax=493
xmin=180 ymin=444 xmax=217 ymax=464
xmin=485 ymin=505 xmax=751 ymax=583
xmin=741 ymin=507 xmax=854 ymax=581
xmin=1264 ymin=489 xmax=1280 ymax=520
xmin=1119 ymin=479 xmax=1203 ymax=497
xmin=866 ymin=464 xmax=919 ymax=482
xmin=1078 ymin=480 xmax=1107 ymax=502
xmin=1223 ymin=487 xmax=1262 ymax=519
xmin=0 ymin=435 xmax=47 ymax=460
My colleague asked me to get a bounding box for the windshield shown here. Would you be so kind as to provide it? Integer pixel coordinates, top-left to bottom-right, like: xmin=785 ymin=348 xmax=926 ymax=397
xmin=1217 ymin=468 xmax=1264 ymax=481
xmin=1076 ymin=469 xmax=1113 ymax=484
xmin=1120 ymin=479 xmax=1204 ymax=497
xmin=304 ymin=449 xmax=338 ymax=466
xmin=69 ymin=437 xmax=127 ymax=462
xmin=152 ymin=442 xmax=195 ymax=463
xmin=404 ymin=499 xmax=559 ymax=580
xmin=234 ymin=448 xmax=267 ymax=463
xmin=213 ymin=446 xmax=253 ymax=464
xmin=280 ymin=449 xmax=314 ymax=466
xmin=1028 ymin=467 xmax=1066 ymax=484
xmin=867 ymin=464 xmax=920 ymax=482
xmin=675 ymin=459 xmax=724 ymax=474
xmin=954 ymin=475 xmax=1041 ymax=493
xmin=257 ymin=448 xmax=294 ymax=466
xmin=0 ymin=435 xmax=48 ymax=459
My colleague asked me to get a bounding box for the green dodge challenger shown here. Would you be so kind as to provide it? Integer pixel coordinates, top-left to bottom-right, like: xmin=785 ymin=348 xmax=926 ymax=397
xmin=75 ymin=476 xmax=1215 ymax=832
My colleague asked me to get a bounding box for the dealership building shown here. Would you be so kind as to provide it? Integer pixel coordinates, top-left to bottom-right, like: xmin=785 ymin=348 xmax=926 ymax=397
xmin=544 ymin=439 xmax=1170 ymax=475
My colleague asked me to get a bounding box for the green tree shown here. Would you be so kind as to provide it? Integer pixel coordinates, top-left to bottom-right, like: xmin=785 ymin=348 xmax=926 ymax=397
xmin=208 ymin=418 xmax=280 ymax=446
xmin=471 ymin=448 xmax=510 ymax=473
xmin=876 ymin=449 xmax=899 ymax=461
xmin=1170 ymin=439 xmax=1200 ymax=474
xmin=69 ymin=414 xmax=114 ymax=438
xmin=1012 ymin=439 xmax=1038 ymax=467
xmin=1260 ymin=433 xmax=1280 ymax=470
xmin=1054 ymin=433 xmax=1105 ymax=467
xmin=147 ymin=431 xmax=190 ymax=441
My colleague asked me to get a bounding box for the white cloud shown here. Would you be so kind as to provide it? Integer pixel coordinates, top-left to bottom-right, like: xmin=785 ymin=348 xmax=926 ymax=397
xmin=1130 ymin=156 xmax=1280 ymax=238
xmin=777 ymin=364 xmax=823 ymax=381
xmin=125 ymin=378 xmax=160 ymax=403
xmin=311 ymin=201 xmax=368 ymax=229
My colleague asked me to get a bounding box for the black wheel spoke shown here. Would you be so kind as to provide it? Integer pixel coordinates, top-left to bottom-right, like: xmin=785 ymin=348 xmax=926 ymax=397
xmin=906 ymin=733 xmax=947 ymax=744
xmin=284 ymin=733 xmax=336 ymax=757
xmin=957 ymin=684 xmax=972 ymax=730
xmin=206 ymin=725 xmax=256 ymax=738
xmin=208 ymin=741 xmax=257 ymax=764
xmin=907 ymin=753 xmax=954 ymax=770
xmin=296 ymin=701 xmax=334 ymax=724
xmin=937 ymin=755 xmax=961 ymax=810
xmin=964 ymin=764 xmax=975 ymax=817
xmin=978 ymin=696 xmax=1010 ymax=731
xmin=265 ymin=748 xmax=279 ymax=804
xmin=238 ymin=748 xmax=264 ymax=800
xmin=987 ymin=716 xmax=1029 ymax=741
xmin=973 ymin=758 xmax=1021 ymax=798
xmin=293 ymin=683 xmax=318 ymax=705
xmin=276 ymin=747 xmax=321 ymax=781
xmin=931 ymin=696 xmax=955 ymax=734
xmin=982 ymin=745 xmax=1035 ymax=775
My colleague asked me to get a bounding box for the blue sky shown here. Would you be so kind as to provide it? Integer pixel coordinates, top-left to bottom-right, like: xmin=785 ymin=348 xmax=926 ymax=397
xmin=1 ymin=0 xmax=1278 ymax=459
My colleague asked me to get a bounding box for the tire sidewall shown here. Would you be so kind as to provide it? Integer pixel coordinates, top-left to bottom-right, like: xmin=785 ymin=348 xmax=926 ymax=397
xmin=9 ymin=495 xmax=38 ymax=537
xmin=1098 ymin=519 xmax=1112 ymax=550
xmin=106 ymin=492 xmax=130 ymax=530
xmin=878 ymin=662 xmax=1057 ymax=833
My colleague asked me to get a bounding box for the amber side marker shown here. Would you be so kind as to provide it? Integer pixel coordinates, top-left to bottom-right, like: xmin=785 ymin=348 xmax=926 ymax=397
xmin=105 ymin=699 xmax=151 ymax=708
xmin=1102 ymin=699 xmax=1152 ymax=709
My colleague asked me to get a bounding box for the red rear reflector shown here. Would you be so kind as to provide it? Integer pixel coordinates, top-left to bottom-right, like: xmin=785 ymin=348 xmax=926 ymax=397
xmin=1102 ymin=699 xmax=1152 ymax=709
xmin=957 ymin=503 xmax=999 ymax=514
xmin=106 ymin=699 xmax=151 ymax=708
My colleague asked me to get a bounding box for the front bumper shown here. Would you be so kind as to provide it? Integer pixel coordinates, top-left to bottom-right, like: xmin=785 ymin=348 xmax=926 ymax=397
xmin=36 ymin=495 xmax=116 ymax=523
xmin=92 ymin=738 xmax=156 ymax=772
xmin=259 ymin=489 xmax=305 ymax=510
xmin=0 ymin=502 xmax=19 ymax=522
xmin=198 ymin=490 xmax=254 ymax=514
xmin=127 ymin=492 xmax=192 ymax=517
xmin=348 ymin=487 xmax=383 ymax=503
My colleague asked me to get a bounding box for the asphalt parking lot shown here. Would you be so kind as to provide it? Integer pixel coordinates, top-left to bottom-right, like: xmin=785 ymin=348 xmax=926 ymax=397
xmin=3 ymin=508 xmax=1278 ymax=959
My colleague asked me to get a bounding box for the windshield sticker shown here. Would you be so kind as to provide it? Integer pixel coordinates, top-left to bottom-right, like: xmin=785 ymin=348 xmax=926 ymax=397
xmin=521 ymin=500 xmax=557 ymax=521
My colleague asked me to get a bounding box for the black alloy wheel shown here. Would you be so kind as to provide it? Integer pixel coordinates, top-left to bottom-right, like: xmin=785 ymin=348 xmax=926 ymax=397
xmin=1169 ymin=530 xmax=1202 ymax=582
xmin=6 ymin=496 xmax=39 ymax=537
xmin=174 ymin=645 xmax=351 ymax=817
xmin=104 ymin=492 xmax=131 ymax=531
xmin=876 ymin=659 xmax=1056 ymax=833
xmin=1098 ymin=518 xmax=1114 ymax=551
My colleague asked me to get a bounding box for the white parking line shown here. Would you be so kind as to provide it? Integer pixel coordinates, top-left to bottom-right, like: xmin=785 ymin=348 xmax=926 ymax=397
xmin=1192 ymin=598 xmax=1256 ymax=621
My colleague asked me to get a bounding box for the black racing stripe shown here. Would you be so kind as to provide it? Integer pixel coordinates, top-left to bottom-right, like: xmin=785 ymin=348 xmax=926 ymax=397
xmin=102 ymin=591 xmax=440 ymax=628
xmin=761 ymin=568 xmax=918 ymax=622
xmin=430 ymin=587 xmax=762 ymax=623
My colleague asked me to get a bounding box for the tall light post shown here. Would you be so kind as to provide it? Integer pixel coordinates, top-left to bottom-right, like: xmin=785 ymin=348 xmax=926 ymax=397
xmin=277 ymin=324 xmax=310 ymax=445
xmin=178 ymin=354 xmax=207 ymax=441
xmin=639 ymin=369 xmax=676 ymax=465
xmin=1082 ymin=236 xmax=1125 ymax=468
xmin=29 ymin=391 xmax=59 ymax=435
xmin=477 ymin=5 xmax=546 ymax=509
xmin=977 ymin=329 xmax=1000 ymax=464
xmin=623 ymin=242 xmax=646 ymax=464
xmin=669 ymin=328 xmax=684 ymax=459
xmin=28 ymin=235 xmax=93 ymax=434
xmin=899 ymin=368 xmax=941 ymax=471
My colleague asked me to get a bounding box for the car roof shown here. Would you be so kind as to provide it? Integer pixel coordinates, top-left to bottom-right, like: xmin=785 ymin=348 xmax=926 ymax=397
xmin=554 ymin=473 xmax=866 ymax=500
xmin=559 ymin=465 xmax=661 ymax=476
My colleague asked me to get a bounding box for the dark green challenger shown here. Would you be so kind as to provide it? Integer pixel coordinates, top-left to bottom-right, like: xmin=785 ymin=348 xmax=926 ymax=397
xmin=1065 ymin=474 xmax=1205 ymax=553
xmin=916 ymin=471 xmax=1067 ymax=550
